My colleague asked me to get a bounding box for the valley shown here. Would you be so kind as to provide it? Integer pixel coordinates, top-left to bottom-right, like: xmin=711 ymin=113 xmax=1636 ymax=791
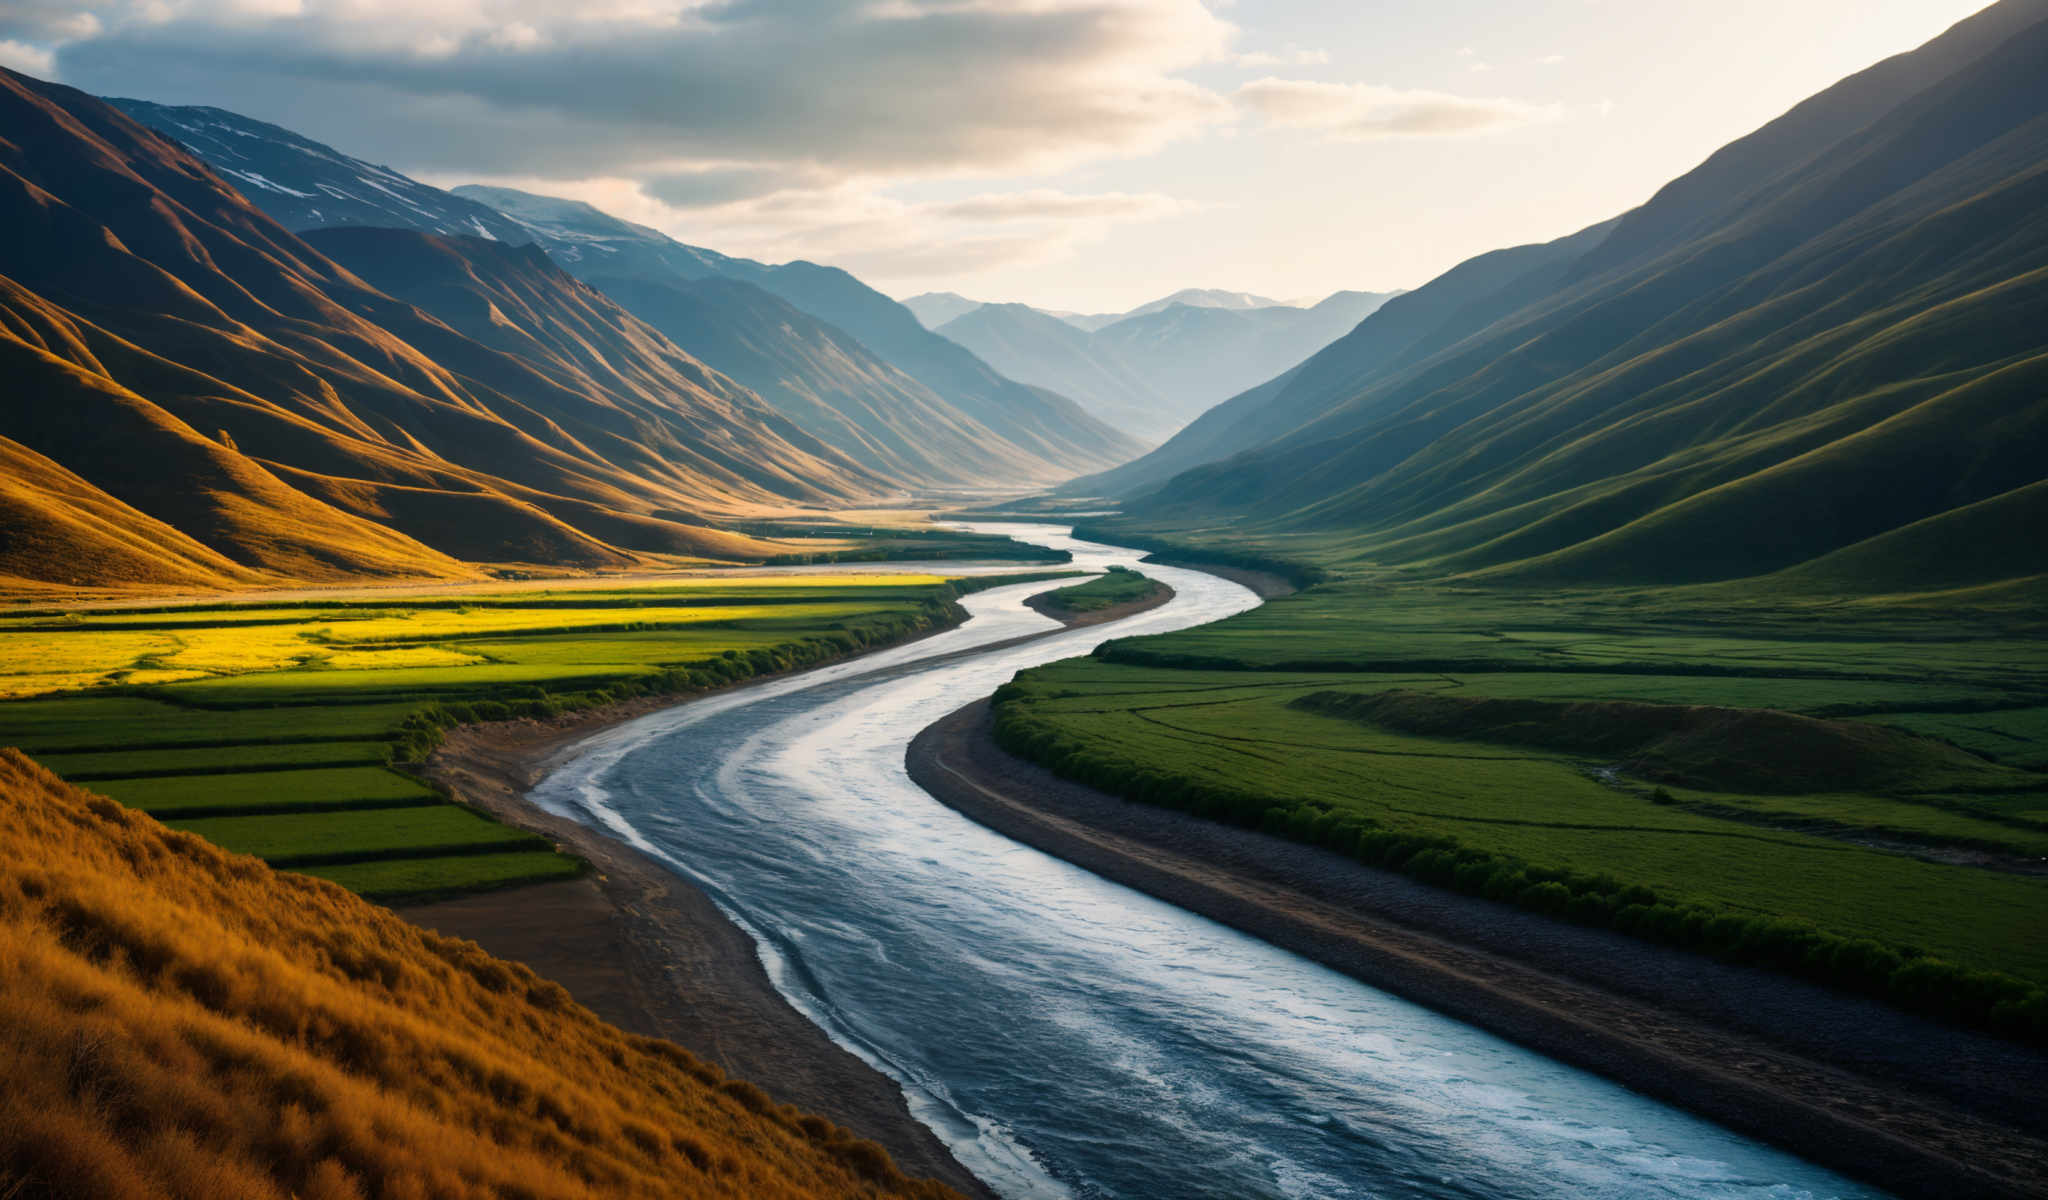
xmin=3 ymin=4 xmax=2046 ymax=1199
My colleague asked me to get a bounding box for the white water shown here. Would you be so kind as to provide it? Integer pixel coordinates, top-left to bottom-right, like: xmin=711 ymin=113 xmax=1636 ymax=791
xmin=530 ymin=525 xmax=1884 ymax=1200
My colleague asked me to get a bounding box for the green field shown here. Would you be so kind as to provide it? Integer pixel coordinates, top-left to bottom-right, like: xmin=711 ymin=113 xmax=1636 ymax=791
xmin=1 ymin=571 xmax=1055 ymax=900
xmin=995 ymin=568 xmax=2048 ymax=1039
xmin=1031 ymin=566 xmax=1164 ymax=617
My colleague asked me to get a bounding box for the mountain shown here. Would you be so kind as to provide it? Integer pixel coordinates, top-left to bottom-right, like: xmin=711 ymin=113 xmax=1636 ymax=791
xmin=107 ymin=98 xmax=538 ymax=244
xmin=1065 ymin=232 xmax=1609 ymax=498
xmin=933 ymin=303 xmax=1170 ymax=441
xmin=941 ymin=289 xmax=1399 ymax=441
xmin=0 ymin=68 xmax=883 ymax=591
xmin=1088 ymin=0 xmax=2048 ymax=591
xmin=453 ymin=185 xmax=1145 ymax=475
xmin=110 ymin=101 xmax=1109 ymax=488
xmin=1061 ymin=287 xmax=1293 ymax=332
xmin=903 ymin=291 xmax=986 ymax=329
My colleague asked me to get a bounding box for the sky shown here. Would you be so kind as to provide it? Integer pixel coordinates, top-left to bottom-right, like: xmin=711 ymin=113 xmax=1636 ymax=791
xmin=0 ymin=0 xmax=1997 ymax=311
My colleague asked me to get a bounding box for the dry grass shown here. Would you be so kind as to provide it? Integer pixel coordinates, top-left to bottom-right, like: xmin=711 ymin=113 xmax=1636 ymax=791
xmin=0 ymin=749 xmax=959 ymax=1200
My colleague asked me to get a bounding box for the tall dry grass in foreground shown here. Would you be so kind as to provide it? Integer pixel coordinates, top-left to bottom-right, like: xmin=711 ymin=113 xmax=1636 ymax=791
xmin=0 ymin=749 xmax=958 ymax=1200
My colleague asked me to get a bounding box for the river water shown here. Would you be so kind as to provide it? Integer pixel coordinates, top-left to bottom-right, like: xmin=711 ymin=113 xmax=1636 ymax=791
xmin=530 ymin=525 xmax=1883 ymax=1200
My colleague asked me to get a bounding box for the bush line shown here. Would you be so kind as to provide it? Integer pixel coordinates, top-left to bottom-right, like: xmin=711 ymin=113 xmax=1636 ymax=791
xmin=988 ymin=684 xmax=2048 ymax=1045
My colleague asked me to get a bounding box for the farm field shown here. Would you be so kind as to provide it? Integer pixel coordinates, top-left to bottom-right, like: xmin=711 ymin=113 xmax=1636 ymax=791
xmin=0 ymin=571 xmax=1050 ymax=900
xmin=994 ymin=573 xmax=2048 ymax=1035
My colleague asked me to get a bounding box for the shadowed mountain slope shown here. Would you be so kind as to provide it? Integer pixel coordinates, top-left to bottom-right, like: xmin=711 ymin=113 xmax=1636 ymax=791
xmin=0 ymin=68 xmax=878 ymax=589
xmin=1089 ymin=1 xmax=2048 ymax=592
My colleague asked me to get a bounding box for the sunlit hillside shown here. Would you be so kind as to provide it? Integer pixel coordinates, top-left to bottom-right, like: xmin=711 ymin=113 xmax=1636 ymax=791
xmin=0 ymin=749 xmax=958 ymax=1200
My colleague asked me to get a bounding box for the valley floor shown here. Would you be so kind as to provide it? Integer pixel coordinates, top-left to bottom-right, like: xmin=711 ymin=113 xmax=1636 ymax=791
xmin=909 ymin=699 xmax=2048 ymax=1200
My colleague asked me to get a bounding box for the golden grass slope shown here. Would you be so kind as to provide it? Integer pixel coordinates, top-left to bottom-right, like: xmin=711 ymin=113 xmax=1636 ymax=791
xmin=0 ymin=749 xmax=959 ymax=1200
xmin=0 ymin=67 xmax=892 ymax=590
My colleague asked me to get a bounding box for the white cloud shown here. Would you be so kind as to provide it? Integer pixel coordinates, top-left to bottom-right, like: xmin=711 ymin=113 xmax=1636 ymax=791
xmin=55 ymin=0 xmax=1237 ymax=181
xmin=0 ymin=38 xmax=56 ymax=76
xmin=1230 ymin=45 xmax=1328 ymax=67
xmin=1235 ymin=77 xmax=1562 ymax=140
xmin=1538 ymin=53 xmax=1565 ymax=65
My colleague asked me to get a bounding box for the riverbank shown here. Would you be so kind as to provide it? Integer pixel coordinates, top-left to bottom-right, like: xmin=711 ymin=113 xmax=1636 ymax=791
xmin=393 ymin=583 xmax=1174 ymax=1200
xmin=906 ymin=698 xmax=2048 ymax=1200
xmin=400 ymin=659 xmax=996 ymax=1199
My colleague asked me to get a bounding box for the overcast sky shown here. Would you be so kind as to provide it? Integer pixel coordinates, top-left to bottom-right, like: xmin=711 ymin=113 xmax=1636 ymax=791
xmin=1 ymin=0 xmax=1995 ymax=310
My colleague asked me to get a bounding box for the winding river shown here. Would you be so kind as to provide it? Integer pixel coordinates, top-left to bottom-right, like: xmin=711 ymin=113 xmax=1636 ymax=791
xmin=530 ymin=525 xmax=1883 ymax=1200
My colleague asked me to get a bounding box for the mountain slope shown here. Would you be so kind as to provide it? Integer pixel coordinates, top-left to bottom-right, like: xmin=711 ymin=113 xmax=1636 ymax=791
xmin=453 ymin=185 xmax=1145 ymax=477
xmin=0 ymin=748 xmax=958 ymax=1199
xmin=111 ymin=102 xmax=1054 ymax=490
xmin=0 ymin=68 xmax=874 ymax=588
xmin=935 ymin=303 xmax=1169 ymax=440
xmin=902 ymin=291 xmax=985 ymax=329
xmin=109 ymin=97 xmax=538 ymax=244
xmin=1098 ymin=1 xmax=2048 ymax=592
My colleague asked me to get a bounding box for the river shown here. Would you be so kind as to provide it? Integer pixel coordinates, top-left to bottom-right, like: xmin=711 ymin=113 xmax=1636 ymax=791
xmin=529 ymin=524 xmax=1883 ymax=1200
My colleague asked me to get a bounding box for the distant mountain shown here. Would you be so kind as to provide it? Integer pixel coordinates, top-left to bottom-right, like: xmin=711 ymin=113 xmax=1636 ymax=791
xmin=940 ymin=290 xmax=1398 ymax=440
xmin=934 ymin=303 xmax=1170 ymax=440
xmin=453 ymin=185 xmax=1144 ymax=476
xmin=903 ymin=291 xmax=986 ymax=329
xmin=1085 ymin=0 xmax=2048 ymax=592
xmin=1061 ymin=287 xmax=1295 ymax=332
xmin=0 ymin=68 xmax=881 ymax=590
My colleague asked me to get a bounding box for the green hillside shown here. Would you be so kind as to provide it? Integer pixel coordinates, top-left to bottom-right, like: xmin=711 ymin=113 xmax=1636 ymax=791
xmin=1084 ymin=0 xmax=2048 ymax=593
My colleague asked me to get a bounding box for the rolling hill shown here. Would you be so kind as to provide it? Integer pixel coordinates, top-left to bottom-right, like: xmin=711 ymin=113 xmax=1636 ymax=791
xmin=1084 ymin=0 xmax=2048 ymax=593
xmin=0 ymin=68 xmax=885 ymax=592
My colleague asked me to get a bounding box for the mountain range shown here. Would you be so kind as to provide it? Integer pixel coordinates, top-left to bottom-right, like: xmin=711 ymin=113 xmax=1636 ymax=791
xmin=111 ymin=99 xmax=1142 ymax=489
xmin=909 ymin=288 xmax=1399 ymax=440
xmin=0 ymin=70 xmax=895 ymax=591
xmin=1071 ymin=0 xmax=2048 ymax=594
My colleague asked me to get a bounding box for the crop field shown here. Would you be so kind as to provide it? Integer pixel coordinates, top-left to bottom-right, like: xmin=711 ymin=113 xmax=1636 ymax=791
xmin=995 ymin=575 xmax=2048 ymax=1038
xmin=0 ymin=571 xmax=1040 ymax=900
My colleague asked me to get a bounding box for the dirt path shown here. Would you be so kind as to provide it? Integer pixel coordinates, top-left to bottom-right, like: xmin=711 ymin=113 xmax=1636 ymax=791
xmin=907 ymin=698 xmax=2048 ymax=1200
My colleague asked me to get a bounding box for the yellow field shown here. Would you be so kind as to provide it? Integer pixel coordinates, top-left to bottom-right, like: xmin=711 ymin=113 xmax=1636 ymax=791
xmin=0 ymin=578 xmax=956 ymax=699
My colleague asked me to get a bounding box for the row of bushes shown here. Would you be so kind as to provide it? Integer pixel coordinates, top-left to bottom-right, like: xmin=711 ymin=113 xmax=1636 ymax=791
xmin=989 ymin=686 xmax=2048 ymax=1044
xmin=1066 ymin=524 xmax=1332 ymax=589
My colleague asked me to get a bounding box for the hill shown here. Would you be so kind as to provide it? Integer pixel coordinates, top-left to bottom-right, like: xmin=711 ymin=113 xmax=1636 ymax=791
xmin=1086 ymin=0 xmax=2048 ymax=592
xmin=0 ymin=748 xmax=957 ymax=1199
xmin=453 ymin=185 xmax=1145 ymax=477
xmin=0 ymin=68 xmax=877 ymax=591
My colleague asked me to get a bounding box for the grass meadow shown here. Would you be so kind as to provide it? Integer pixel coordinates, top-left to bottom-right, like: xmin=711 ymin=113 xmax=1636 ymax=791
xmin=0 ymin=572 xmax=1051 ymax=901
xmin=994 ymin=572 xmax=2048 ymax=1039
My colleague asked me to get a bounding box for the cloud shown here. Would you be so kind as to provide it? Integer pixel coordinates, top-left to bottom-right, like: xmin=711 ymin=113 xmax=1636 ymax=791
xmin=1229 ymin=46 xmax=1328 ymax=67
xmin=52 ymin=0 xmax=1237 ymax=181
xmin=935 ymin=189 xmax=1181 ymax=222
xmin=1234 ymin=77 xmax=1561 ymax=140
xmin=0 ymin=38 xmax=56 ymax=75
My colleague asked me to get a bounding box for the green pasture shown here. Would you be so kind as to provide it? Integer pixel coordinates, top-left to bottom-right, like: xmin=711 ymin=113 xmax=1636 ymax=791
xmin=994 ymin=572 xmax=2048 ymax=1038
xmin=1 ymin=572 xmax=1051 ymax=900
